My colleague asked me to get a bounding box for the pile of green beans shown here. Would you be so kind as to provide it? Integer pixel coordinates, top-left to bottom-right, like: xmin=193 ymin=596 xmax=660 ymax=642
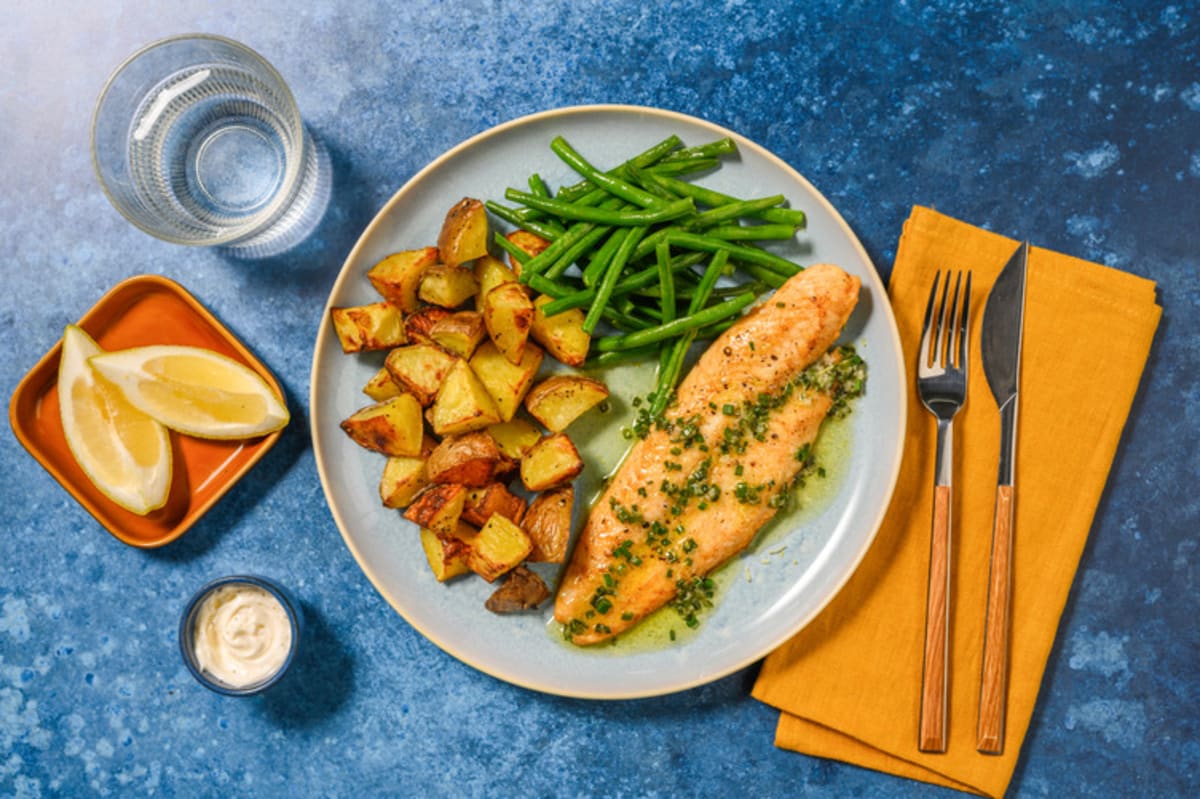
xmin=486 ymin=134 xmax=807 ymax=411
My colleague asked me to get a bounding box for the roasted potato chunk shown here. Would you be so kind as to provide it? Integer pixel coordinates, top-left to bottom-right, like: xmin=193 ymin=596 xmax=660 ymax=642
xmin=420 ymin=526 xmax=471 ymax=582
xmin=330 ymin=302 xmax=407 ymax=353
xmin=426 ymin=360 xmax=503 ymax=436
xmin=485 ymin=565 xmax=550 ymax=613
xmin=486 ymin=418 xmax=543 ymax=461
xmin=451 ymin=513 xmax=533 ymax=583
xmin=384 ymin=343 xmax=458 ymax=407
xmin=524 ymin=375 xmax=610 ymax=432
xmin=531 ymin=295 xmax=590 ymax=366
xmin=473 ymin=255 xmax=518 ymax=311
xmin=403 ymin=483 xmax=467 ymax=536
xmin=438 ymin=197 xmax=489 ymax=267
xmin=520 ymin=433 xmax=584 ymax=492
xmin=425 ymin=431 xmax=502 ymax=487
xmin=340 ymin=394 xmax=424 ymax=457
xmin=419 ymin=264 xmax=479 ymax=309
xmin=429 ymin=310 xmax=486 ymax=358
xmin=483 ymin=282 xmax=535 ymax=365
xmin=504 ymin=230 xmax=551 ymax=275
xmin=367 ymin=248 xmax=440 ymax=313
xmin=362 ymin=365 xmax=403 ymax=401
xmin=404 ymin=305 xmax=451 ymax=345
xmin=379 ymin=455 xmax=428 ymax=508
xmin=469 ymin=340 xmax=543 ymax=423
xmin=523 ymin=485 xmax=573 ymax=563
xmin=462 ymin=482 xmax=527 ymax=527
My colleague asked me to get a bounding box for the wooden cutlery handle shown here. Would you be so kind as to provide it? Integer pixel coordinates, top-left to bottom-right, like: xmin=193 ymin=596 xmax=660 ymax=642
xmin=978 ymin=484 xmax=1015 ymax=754
xmin=919 ymin=484 xmax=952 ymax=753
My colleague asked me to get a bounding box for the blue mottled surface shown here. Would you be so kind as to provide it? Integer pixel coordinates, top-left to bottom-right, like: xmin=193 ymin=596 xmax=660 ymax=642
xmin=2 ymin=2 xmax=1197 ymax=797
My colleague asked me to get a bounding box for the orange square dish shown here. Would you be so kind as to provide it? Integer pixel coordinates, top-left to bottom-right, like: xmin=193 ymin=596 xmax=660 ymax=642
xmin=9 ymin=275 xmax=287 ymax=548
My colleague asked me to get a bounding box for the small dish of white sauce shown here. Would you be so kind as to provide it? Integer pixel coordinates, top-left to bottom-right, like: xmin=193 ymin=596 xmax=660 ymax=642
xmin=180 ymin=576 xmax=301 ymax=695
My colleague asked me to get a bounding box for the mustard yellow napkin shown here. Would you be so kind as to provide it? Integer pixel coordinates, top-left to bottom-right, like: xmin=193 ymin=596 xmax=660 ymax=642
xmin=751 ymin=206 xmax=1161 ymax=797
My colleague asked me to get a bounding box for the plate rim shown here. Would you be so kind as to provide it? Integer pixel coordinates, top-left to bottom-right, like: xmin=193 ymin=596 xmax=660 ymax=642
xmin=310 ymin=103 xmax=906 ymax=698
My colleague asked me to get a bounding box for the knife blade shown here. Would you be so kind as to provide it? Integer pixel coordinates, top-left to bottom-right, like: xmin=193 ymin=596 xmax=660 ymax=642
xmin=977 ymin=241 xmax=1028 ymax=754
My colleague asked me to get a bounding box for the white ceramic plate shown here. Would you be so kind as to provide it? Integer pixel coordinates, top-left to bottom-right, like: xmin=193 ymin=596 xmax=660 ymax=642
xmin=310 ymin=105 xmax=905 ymax=699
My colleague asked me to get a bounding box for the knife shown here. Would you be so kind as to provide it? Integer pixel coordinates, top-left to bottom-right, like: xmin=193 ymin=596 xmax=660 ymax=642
xmin=977 ymin=241 xmax=1028 ymax=754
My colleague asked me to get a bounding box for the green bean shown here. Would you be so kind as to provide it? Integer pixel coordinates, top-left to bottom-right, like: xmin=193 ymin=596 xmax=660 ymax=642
xmin=551 ymin=136 xmax=664 ymax=209
xmin=541 ymin=251 xmax=705 ymax=316
xmin=585 ymin=345 xmax=659 ymax=369
xmin=644 ymin=158 xmax=720 ymax=178
xmin=594 ymin=290 xmax=756 ymax=352
xmin=544 ymin=223 xmax=613 ymax=280
xmin=661 ymin=137 xmax=737 ymax=161
xmin=515 ymin=219 xmax=605 ymax=279
xmin=661 ymin=230 xmax=802 ymax=277
xmin=688 ymin=250 xmax=729 ymax=315
xmin=650 ymin=331 xmax=696 ymax=415
xmin=505 ymin=189 xmax=694 ymax=227
xmin=638 ymin=280 xmax=770 ymax=304
xmin=485 ymin=201 xmax=562 ymax=241
xmin=580 ymin=226 xmax=626 ymax=288
xmin=521 ymin=270 xmax=576 ymax=299
xmin=738 ymin=263 xmax=788 ymax=289
xmin=703 ymin=223 xmax=799 ymax=241
xmin=528 ymin=172 xmax=552 ymax=199
xmin=583 ymin=226 xmax=648 ymax=334
xmin=655 ymin=239 xmax=676 ymax=325
xmin=556 ymin=135 xmax=683 ymax=203
xmin=493 ymin=231 xmax=530 ymax=264
xmin=647 ymin=173 xmax=807 ymax=227
xmin=684 ymin=195 xmax=787 ymax=229
xmin=627 ymin=164 xmax=680 ymax=202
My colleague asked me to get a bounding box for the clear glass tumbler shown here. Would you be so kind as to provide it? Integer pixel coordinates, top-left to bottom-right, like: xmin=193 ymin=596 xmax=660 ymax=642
xmin=91 ymin=34 xmax=330 ymax=258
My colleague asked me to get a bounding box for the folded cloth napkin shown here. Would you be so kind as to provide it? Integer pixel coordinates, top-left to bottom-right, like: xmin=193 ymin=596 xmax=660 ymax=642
xmin=751 ymin=206 xmax=1161 ymax=797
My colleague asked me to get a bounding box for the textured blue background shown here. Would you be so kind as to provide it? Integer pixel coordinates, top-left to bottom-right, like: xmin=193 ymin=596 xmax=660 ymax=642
xmin=2 ymin=1 xmax=1197 ymax=797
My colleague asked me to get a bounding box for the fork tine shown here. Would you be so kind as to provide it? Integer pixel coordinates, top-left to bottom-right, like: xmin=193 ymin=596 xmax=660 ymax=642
xmin=920 ymin=272 xmax=942 ymax=368
xmin=935 ymin=271 xmax=952 ymax=366
xmin=956 ymin=272 xmax=972 ymax=369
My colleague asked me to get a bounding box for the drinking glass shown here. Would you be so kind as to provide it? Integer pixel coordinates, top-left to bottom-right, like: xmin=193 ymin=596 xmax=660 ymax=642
xmin=91 ymin=34 xmax=330 ymax=258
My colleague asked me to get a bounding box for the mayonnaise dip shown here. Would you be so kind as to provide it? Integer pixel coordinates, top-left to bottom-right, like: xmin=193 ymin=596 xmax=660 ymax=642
xmin=192 ymin=583 xmax=293 ymax=688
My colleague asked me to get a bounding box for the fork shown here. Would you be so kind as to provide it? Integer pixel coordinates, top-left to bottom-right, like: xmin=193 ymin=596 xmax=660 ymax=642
xmin=916 ymin=270 xmax=972 ymax=753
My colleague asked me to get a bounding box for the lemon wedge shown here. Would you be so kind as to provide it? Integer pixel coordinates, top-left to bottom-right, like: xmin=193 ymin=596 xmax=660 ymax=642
xmin=58 ymin=325 xmax=172 ymax=514
xmin=88 ymin=344 xmax=289 ymax=440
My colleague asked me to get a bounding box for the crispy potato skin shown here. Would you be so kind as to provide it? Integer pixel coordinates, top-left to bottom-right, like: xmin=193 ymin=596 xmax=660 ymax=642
xmin=385 ymin=344 xmax=458 ymax=407
xmin=425 ymin=432 xmax=502 ymax=487
xmin=485 ymin=565 xmax=550 ymax=612
xmin=339 ymin=394 xmax=424 ymax=457
xmin=331 ymin=302 xmax=407 ymax=353
xmin=523 ymin=485 xmax=574 ymax=563
xmin=430 ymin=311 xmax=486 ymax=358
xmin=462 ymin=482 xmax=527 ymax=527
xmin=403 ymin=483 xmax=467 ymax=535
xmin=483 ymin=282 xmax=535 ymax=365
xmin=438 ymin=198 xmax=489 ymax=267
xmin=367 ymin=248 xmax=440 ymax=313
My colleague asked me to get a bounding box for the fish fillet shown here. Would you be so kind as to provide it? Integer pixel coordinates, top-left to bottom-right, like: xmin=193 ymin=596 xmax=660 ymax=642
xmin=554 ymin=263 xmax=861 ymax=644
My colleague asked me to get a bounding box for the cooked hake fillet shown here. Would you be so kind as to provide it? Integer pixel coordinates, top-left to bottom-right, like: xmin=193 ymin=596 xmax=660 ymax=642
xmin=554 ymin=263 xmax=862 ymax=644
